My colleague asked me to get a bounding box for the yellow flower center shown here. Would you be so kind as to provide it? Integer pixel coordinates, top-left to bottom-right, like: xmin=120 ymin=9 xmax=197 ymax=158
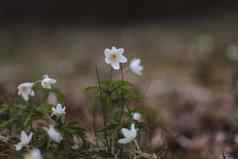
xmin=111 ymin=53 xmax=117 ymax=61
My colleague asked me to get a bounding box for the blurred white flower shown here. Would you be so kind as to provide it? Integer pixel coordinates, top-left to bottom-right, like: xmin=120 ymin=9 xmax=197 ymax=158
xmin=129 ymin=58 xmax=143 ymax=76
xmin=44 ymin=125 xmax=63 ymax=143
xmin=52 ymin=103 xmax=66 ymax=117
xmin=132 ymin=112 xmax=141 ymax=121
xmin=104 ymin=46 xmax=127 ymax=70
xmin=118 ymin=123 xmax=137 ymax=144
xmin=15 ymin=131 xmax=33 ymax=151
xmin=227 ymin=45 xmax=238 ymax=61
xmin=17 ymin=82 xmax=35 ymax=101
xmin=41 ymin=75 xmax=56 ymax=89
xmin=24 ymin=148 xmax=43 ymax=159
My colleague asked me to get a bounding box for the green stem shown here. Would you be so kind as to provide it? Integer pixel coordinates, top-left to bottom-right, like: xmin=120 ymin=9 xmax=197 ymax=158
xmin=110 ymin=66 xmax=113 ymax=81
xmin=92 ymin=108 xmax=97 ymax=144
xmin=120 ymin=64 xmax=124 ymax=81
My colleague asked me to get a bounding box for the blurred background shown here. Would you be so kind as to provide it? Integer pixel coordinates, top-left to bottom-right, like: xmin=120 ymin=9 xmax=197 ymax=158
xmin=1 ymin=1 xmax=238 ymax=158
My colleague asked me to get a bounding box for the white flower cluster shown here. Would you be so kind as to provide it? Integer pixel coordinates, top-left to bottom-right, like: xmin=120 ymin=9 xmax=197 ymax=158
xmin=15 ymin=131 xmax=40 ymax=159
xmin=13 ymin=46 xmax=144 ymax=159
xmin=17 ymin=74 xmax=56 ymax=102
xmin=118 ymin=112 xmax=142 ymax=145
xmin=104 ymin=47 xmax=144 ymax=145
xmin=104 ymin=46 xmax=143 ymax=76
xmin=15 ymin=125 xmax=63 ymax=158
xmin=15 ymin=75 xmax=66 ymax=159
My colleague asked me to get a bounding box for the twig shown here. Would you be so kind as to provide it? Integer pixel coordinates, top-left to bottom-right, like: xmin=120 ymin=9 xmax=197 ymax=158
xmin=134 ymin=150 xmax=157 ymax=159
xmin=134 ymin=140 xmax=141 ymax=152
xmin=0 ymin=135 xmax=8 ymax=143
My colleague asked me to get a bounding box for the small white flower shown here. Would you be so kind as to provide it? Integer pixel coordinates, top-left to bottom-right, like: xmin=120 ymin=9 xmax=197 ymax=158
xmin=118 ymin=123 xmax=137 ymax=144
xmin=104 ymin=46 xmax=127 ymax=70
xmin=17 ymin=82 xmax=35 ymax=101
xmin=129 ymin=58 xmax=143 ymax=76
xmin=15 ymin=131 xmax=33 ymax=151
xmin=24 ymin=148 xmax=43 ymax=159
xmin=41 ymin=75 xmax=56 ymax=89
xmin=52 ymin=104 xmax=66 ymax=117
xmin=44 ymin=125 xmax=63 ymax=143
xmin=132 ymin=112 xmax=141 ymax=121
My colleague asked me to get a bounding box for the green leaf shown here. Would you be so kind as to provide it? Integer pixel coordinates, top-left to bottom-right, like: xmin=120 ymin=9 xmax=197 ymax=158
xmin=23 ymin=113 xmax=33 ymax=128
xmin=60 ymin=121 xmax=86 ymax=138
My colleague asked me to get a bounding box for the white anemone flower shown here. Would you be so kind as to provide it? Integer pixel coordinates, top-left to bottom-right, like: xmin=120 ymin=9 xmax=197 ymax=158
xmin=15 ymin=131 xmax=33 ymax=151
xmin=118 ymin=123 xmax=137 ymax=144
xmin=41 ymin=75 xmax=56 ymax=89
xmin=17 ymin=82 xmax=35 ymax=101
xmin=132 ymin=112 xmax=141 ymax=121
xmin=52 ymin=104 xmax=66 ymax=117
xmin=44 ymin=125 xmax=63 ymax=143
xmin=104 ymin=46 xmax=127 ymax=70
xmin=24 ymin=148 xmax=43 ymax=159
xmin=129 ymin=58 xmax=143 ymax=76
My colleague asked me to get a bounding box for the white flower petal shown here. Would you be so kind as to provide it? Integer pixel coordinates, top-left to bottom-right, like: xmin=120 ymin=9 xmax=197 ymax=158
xmin=21 ymin=131 xmax=28 ymax=142
xmin=24 ymin=148 xmax=43 ymax=159
xmin=15 ymin=143 xmax=23 ymax=151
xmin=132 ymin=112 xmax=141 ymax=121
xmin=118 ymin=138 xmax=131 ymax=144
xmin=17 ymin=82 xmax=35 ymax=101
xmin=30 ymin=91 xmax=35 ymax=97
xmin=119 ymin=55 xmax=127 ymax=63
xmin=105 ymin=57 xmax=111 ymax=64
xmin=118 ymin=123 xmax=138 ymax=144
xmin=45 ymin=125 xmax=63 ymax=143
xmin=41 ymin=75 xmax=56 ymax=89
xmin=111 ymin=46 xmax=117 ymax=52
xmin=104 ymin=48 xmax=111 ymax=57
xmin=111 ymin=63 xmax=120 ymax=70
xmin=15 ymin=131 xmax=33 ymax=151
xmin=129 ymin=58 xmax=143 ymax=76
xmin=117 ymin=48 xmax=124 ymax=54
xmin=22 ymin=94 xmax=29 ymax=102
xmin=121 ymin=128 xmax=131 ymax=138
